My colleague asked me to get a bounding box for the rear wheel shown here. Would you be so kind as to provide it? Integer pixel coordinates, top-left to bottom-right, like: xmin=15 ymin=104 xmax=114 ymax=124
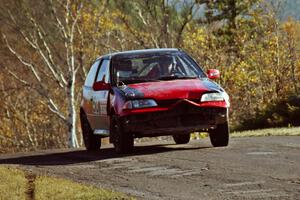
xmin=111 ymin=115 xmax=134 ymax=154
xmin=209 ymin=122 xmax=229 ymax=147
xmin=80 ymin=112 xmax=101 ymax=151
xmin=173 ymin=134 xmax=190 ymax=144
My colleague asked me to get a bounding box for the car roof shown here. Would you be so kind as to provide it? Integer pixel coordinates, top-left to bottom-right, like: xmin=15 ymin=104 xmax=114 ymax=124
xmin=99 ymin=48 xmax=181 ymax=60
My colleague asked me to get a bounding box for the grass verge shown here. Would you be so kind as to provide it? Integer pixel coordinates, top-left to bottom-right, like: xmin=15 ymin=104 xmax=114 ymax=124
xmin=231 ymin=127 xmax=300 ymax=138
xmin=35 ymin=176 xmax=132 ymax=200
xmin=190 ymin=127 xmax=300 ymax=140
xmin=0 ymin=166 xmax=27 ymax=200
xmin=0 ymin=166 xmax=133 ymax=200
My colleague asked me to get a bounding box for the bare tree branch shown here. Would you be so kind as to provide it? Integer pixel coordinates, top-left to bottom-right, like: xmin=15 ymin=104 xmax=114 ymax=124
xmin=2 ymin=34 xmax=42 ymax=82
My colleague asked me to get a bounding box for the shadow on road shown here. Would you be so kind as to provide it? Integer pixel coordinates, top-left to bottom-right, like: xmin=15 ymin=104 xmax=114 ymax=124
xmin=0 ymin=143 xmax=210 ymax=166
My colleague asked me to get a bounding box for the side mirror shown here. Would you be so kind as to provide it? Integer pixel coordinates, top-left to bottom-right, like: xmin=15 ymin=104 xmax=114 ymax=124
xmin=207 ymin=69 xmax=220 ymax=80
xmin=92 ymin=81 xmax=111 ymax=91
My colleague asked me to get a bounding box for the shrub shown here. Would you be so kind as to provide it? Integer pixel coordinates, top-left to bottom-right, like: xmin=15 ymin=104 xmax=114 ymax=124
xmin=236 ymin=95 xmax=300 ymax=131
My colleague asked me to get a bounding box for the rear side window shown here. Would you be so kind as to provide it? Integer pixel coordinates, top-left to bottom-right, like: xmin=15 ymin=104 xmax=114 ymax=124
xmin=95 ymin=59 xmax=110 ymax=83
xmin=84 ymin=60 xmax=101 ymax=87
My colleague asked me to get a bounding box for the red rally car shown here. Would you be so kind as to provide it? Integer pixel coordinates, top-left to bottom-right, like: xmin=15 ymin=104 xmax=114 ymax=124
xmin=80 ymin=48 xmax=230 ymax=153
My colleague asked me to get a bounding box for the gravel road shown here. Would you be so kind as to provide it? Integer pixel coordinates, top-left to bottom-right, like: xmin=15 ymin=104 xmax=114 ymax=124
xmin=1 ymin=136 xmax=299 ymax=199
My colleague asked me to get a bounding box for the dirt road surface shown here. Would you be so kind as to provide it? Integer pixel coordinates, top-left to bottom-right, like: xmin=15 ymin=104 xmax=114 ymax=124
xmin=1 ymin=136 xmax=299 ymax=199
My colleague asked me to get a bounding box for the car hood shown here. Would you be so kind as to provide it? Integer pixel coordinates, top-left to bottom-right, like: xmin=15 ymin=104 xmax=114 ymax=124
xmin=122 ymin=79 xmax=224 ymax=100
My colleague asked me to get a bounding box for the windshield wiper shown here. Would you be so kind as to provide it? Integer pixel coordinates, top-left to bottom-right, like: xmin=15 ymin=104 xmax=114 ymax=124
xmin=158 ymin=75 xmax=198 ymax=80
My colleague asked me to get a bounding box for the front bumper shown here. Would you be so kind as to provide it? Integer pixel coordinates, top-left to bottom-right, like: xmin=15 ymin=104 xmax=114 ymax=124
xmin=120 ymin=102 xmax=228 ymax=137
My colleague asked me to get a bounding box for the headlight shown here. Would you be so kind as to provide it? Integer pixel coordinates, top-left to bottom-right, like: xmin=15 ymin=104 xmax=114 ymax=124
xmin=201 ymin=91 xmax=229 ymax=104
xmin=201 ymin=93 xmax=224 ymax=102
xmin=201 ymin=92 xmax=230 ymax=107
xmin=123 ymin=99 xmax=158 ymax=109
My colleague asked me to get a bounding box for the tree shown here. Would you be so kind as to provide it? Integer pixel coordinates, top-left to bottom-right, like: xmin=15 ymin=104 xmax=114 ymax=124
xmin=203 ymin=0 xmax=261 ymax=43
xmin=110 ymin=0 xmax=202 ymax=48
xmin=1 ymin=0 xmax=84 ymax=148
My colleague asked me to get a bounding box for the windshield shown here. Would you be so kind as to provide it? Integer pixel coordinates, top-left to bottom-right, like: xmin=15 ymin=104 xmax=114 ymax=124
xmin=111 ymin=52 xmax=206 ymax=84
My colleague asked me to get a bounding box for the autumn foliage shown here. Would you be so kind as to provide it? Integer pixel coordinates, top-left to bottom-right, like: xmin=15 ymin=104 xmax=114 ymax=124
xmin=0 ymin=0 xmax=299 ymax=152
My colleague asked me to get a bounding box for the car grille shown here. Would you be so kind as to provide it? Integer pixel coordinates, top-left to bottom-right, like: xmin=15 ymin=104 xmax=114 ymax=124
xmin=123 ymin=101 xmax=226 ymax=130
xmin=157 ymin=99 xmax=200 ymax=107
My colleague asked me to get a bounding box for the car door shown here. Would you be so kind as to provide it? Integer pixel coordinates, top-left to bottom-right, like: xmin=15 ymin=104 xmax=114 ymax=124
xmin=90 ymin=59 xmax=110 ymax=134
xmin=82 ymin=59 xmax=101 ymax=128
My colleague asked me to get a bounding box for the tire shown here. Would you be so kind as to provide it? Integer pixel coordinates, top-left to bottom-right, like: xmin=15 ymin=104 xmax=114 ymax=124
xmin=173 ymin=134 xmax=190 ymax=144
xmin=209 ymin=122 xmax=229 ymax=147
xmin=111 ymin=115 xmax=134 ymax=154
xmin=80 ymin=112 xmax=101 ymax=151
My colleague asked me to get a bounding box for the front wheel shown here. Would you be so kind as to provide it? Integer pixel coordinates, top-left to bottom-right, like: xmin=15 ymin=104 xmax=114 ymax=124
xmin=173 ymin=134 xmax=190 ymax=144
xmin=209 ymin=122 xmax=229 ymax=147
xmin=111 ymin=115 xmax=134 ymax=154
xmin=80 ymin=112 xmax=101 ymax=151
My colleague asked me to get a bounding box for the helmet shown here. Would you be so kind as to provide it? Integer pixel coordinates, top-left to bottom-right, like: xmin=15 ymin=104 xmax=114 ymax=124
xmin=159 ymin=56 xmax=173 ymax=75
